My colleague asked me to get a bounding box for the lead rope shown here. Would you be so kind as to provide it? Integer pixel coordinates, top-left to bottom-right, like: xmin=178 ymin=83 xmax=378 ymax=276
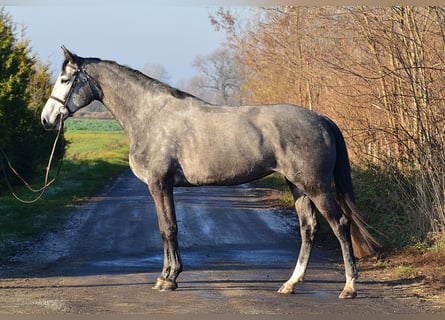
xmin=0 ymin=116 xmax=65 ymax=203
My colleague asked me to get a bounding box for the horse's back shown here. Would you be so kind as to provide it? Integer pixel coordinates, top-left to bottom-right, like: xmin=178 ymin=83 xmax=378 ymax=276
xmin=170 ymin=103 xmax=336 ymax=187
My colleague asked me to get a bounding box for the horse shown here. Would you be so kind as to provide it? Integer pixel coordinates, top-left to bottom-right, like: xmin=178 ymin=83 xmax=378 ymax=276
xmin=41 ymin=47 xmax=378 ymax=299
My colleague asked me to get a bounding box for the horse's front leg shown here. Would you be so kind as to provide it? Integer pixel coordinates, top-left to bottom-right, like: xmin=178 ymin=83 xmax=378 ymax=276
xmin=148 ymin=180 xmax=182 ymax=291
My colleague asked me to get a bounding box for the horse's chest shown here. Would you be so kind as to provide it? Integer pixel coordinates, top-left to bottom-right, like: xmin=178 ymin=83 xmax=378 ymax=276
xmin=128 ymin=137 xmax=182 ymax=182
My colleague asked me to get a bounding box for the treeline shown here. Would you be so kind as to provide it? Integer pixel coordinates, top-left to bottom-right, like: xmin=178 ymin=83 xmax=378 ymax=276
xmin=213 ymin=6 xmax=445 ymax=246
xmin=0 ymin=9 xmax=63 ymax=191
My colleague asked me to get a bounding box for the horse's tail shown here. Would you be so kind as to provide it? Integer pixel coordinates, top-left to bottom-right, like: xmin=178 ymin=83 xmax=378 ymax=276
xmin=325 ymin=117 xmax=380 ymax=258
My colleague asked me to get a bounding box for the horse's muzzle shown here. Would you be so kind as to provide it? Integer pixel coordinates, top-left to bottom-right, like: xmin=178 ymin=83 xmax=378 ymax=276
xmin=41 ymin=114 xmax=62 ymax=131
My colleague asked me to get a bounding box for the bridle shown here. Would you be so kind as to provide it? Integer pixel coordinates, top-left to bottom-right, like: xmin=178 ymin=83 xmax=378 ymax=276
xmin=47 ymin=64 xmax=100 ymax=118
xmin=48 ymin=65 xmax=80 ymax=118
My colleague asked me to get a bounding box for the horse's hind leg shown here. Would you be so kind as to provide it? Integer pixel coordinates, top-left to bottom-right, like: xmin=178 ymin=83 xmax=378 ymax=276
xmin=310 ymin=191 xmax=358 ymax=299
xmin=278 ymin=182 xmax=319 ymax=294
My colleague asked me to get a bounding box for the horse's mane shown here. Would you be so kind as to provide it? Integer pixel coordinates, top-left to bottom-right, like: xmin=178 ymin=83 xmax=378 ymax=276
xmin=84 ymin=58 xmax=202 ymax=101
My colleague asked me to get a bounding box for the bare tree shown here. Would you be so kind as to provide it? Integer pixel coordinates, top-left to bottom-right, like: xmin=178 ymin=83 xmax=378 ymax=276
xmin=140 ymin=63 xmax=171 ymax=84
xmin=192 ymin=46 xmax=243 ymax=106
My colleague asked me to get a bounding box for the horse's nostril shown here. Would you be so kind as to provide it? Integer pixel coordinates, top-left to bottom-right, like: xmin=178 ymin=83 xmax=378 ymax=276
xmin=42 ymin=118 xmax=47 ymax=127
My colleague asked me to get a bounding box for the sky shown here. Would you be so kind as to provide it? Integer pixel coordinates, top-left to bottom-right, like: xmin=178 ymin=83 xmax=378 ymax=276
xmin=2 ymin=1 xmax=414 ymax=85
xmin=2 ymin=2 xmax=236 ymax=86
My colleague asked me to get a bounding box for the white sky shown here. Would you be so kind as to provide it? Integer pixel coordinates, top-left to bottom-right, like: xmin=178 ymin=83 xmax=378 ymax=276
xmin=3 ymin=2 xmax=234 ymax=85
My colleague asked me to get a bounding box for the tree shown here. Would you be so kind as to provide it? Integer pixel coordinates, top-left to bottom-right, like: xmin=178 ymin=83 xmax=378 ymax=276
xmin=140 ymin=63 xmax=171 ymax=84
xmin=191 ymin=46 xmax=243 ymax=106
xmin=327 ymin=7 xmax=445 ymax=236
xmin=0 ymin=9 xmax=62 ymax=190
xmin=212 ymin=6 xmax=445 ymax=239
xmin=176 ymin=75 xmax=218 ymax=103
xmin=211 ymin=7 xmax=332 ymax=110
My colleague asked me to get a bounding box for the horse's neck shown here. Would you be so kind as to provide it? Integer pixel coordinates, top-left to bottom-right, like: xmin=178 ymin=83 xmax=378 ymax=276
xmin=85 ymin=60 xmax=158 ymax=135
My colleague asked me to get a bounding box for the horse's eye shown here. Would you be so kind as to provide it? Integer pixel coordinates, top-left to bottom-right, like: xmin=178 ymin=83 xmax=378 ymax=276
xmin=61 ymin=78 xmax=69 ymax=84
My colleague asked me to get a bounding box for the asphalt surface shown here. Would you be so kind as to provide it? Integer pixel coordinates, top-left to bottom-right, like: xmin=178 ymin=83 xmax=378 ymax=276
xmin=0 ymin=169 xmax=439 ymax=314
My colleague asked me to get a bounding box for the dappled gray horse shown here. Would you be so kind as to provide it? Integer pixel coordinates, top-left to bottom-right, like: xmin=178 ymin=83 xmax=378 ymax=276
xmin=41 ymin=47 xmax=378 ymax=299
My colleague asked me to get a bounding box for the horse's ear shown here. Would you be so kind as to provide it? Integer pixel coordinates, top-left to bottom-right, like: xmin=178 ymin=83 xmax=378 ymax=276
xmin=62 ymin=46 xmax=74 ymax=62
xmin=61 ymin=46 xmax=81 ymax=66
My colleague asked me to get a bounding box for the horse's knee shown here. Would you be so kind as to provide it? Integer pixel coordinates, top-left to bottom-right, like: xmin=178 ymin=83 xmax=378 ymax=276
xmin=160 ymin=225 xmax=178 ymax=241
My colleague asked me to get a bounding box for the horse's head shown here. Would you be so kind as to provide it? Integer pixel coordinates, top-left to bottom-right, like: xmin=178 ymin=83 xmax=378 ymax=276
xmin=41 ymin=47 xmax=102 ymax=130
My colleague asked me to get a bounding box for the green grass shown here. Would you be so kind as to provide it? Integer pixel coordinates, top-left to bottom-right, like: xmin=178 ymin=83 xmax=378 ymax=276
xmin=253 ymin=173 xmax=294 ymax=205
xmin=394 ymin=265 xmax=420 ymax=276
xmin=0 ymin=118 xmax=129 ymax=260
xmin=64 ymin=118 xmax=123 ymax=132
xmin=64 ymin=131 xmax=129 ymax=162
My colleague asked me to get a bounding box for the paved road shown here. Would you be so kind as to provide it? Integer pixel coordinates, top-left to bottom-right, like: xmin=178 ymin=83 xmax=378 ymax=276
xmin=0 ymin=169 xmax=438 ymax=314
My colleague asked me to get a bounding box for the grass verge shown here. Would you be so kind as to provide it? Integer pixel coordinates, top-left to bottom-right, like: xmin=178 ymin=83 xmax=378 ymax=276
xmin=252 ymin=173 xmax=294 ymax=207
xmin=0 ymin=123 xmax=129 ymax=260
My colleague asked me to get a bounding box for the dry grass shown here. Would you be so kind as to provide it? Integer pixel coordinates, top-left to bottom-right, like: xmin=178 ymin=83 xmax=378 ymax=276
xmin=359 ymin=232 xmax=445 ymax=308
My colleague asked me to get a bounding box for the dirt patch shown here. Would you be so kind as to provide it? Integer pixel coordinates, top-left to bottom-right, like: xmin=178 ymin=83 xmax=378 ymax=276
xmin=358 ymin=250 xmax=445 ymax=311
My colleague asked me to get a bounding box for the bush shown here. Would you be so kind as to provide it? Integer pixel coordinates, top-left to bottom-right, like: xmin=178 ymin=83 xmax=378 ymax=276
xmin=0 ymin=9 xmax=63 ymax=192
xmin=353 ymin=164 xmax=445 ymax=250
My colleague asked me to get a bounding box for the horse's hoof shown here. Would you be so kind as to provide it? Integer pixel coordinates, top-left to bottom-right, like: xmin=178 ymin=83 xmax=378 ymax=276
xmin=152 ymin=278 xmax=164 ymax=290
xmin=160 ymin=279 xmax=178 ymax=291
xmin=152 ymin=278 xmax=178 ymax=291
xmin=277 ymin=284 xmax=294 ymax=294
xmin=339 ymin=289 xmax=357 ymax=299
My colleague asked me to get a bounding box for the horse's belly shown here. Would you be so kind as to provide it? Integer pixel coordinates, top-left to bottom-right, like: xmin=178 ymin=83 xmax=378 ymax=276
xmin=177 ymin=154 xmax=274 ymax=186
